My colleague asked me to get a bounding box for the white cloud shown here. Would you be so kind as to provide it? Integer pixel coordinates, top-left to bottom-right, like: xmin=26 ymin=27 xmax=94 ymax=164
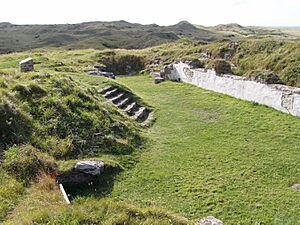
xmin=0 ymin=0 xmax=299 ymax=26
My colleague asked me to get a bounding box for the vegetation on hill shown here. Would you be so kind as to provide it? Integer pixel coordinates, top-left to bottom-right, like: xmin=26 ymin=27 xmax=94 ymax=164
xmin=0 ymin=20 xmax=219 ymax=54
xmin=1 ymin=20 xmax=299 ymax=54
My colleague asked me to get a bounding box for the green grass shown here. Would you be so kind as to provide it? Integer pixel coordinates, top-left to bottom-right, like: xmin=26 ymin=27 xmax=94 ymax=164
xmin=109 ymin=75 xmax=300 ymax=224
xmin=4 ymin=175 xmax=189 ymax=225
xmin=0 ymin=169 xmax=24 ymax=221
xmin=0 ymin=45 xmax=300 ymax=224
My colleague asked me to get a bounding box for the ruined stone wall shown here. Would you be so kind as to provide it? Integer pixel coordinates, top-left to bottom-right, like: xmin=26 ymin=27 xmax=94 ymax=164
xmin=166 ymin=62 xmax=300 ymax=117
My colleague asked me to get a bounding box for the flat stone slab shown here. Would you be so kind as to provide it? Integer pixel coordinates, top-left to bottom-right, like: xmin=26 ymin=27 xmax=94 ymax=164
xmin=75 ymin=160 xmax=105 ymax=176
xmin=196 ymin=216 xmax=224 ymax=225
xmin=154 ymin=77 xmax=165 ymax=84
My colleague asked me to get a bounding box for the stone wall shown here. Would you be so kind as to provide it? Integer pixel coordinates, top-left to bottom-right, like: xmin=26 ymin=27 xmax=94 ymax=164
xmin=166 ymin=62 xmax=300 ymax=117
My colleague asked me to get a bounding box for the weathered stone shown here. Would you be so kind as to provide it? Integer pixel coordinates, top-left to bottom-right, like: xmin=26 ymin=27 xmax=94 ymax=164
xmin=187 ymin=59 xmax=205 ymax=69
xmin=75 ymin=160 xmax=104 ymax=176
xmin=94 ymin=65 xmax=107 ymax=71
xmin=214 ymin=59 xmax=232 ymax=75
xmin=291 ymin=183 xmax=300 ymax=190
xmin=19 ymin=58 xmax=34 ymax=72
xmin=154 ymin=77 xmax=165 ymax=84
xmin=160 ymin=64 xmax=174 ymax=79
xmin=195 ymin=216 xmax=224 ymax=225
xmin=87 ymin=71 xmax=99 ymax=75
xmin=150 ymin=72 xmax=161 ymax=78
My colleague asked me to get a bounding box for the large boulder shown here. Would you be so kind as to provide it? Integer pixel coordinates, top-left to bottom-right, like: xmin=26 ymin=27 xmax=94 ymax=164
xmin=75 ymin=160 xmax=105 ymax=176
xmin=195 ymin=216 xmax=224 ymax=225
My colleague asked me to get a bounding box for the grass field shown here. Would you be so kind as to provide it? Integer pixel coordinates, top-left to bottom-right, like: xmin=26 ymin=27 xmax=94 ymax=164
xmin=109 ymin=75 xmax=300 ymax=224
xmin=0 ymin=46 xmax=300 ymax=224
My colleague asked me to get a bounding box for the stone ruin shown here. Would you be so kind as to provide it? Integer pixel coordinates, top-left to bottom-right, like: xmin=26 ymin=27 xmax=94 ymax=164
xmin=19 ymin=58 xmax=34 ymax=72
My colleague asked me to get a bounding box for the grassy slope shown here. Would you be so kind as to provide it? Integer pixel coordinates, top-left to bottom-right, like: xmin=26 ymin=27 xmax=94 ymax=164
xmin=110 ymin=75 xmax=300 ymax=224
xmin=0 ymin=46 xmax=299 ymax=224
xmin=0 ymin=38 xmax=299 ymax=86
xmin=4 ymin=176 xmax=189 ymax=225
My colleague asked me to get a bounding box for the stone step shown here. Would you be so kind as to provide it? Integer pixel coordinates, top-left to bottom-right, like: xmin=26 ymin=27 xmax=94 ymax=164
xmin=99 ymin=86 xmax=113 ymax=95
xmin=124 ymin=102 xmax=139 ymax=115
xmin=133 ymin=107 xmax=149 ymax=121
xmin=103 ymin=88 xmax=119 ymax=98
xmin=141 ymin=112 xmax=154 ymax=126
xmin=117 ymin=98 xmax=130 ymax=109
xmin=111 ymin=93 xmax=125 ymax=104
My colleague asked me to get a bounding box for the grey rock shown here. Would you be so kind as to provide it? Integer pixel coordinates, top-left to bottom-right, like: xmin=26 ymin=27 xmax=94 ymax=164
xmin=87 ymin=71 xmax=99 ymax=75
xmin=195 ymin=216 xmax=224 ymax=225
xmin=75 ymin=160 xmax=105 ymax=176
xmin=291 ymin=183 xmax=300 ymax=190
xmin=154 ymin=77 xmax=165 ymax=84
xmin=150 ymin=72 xmax=161 ymax=78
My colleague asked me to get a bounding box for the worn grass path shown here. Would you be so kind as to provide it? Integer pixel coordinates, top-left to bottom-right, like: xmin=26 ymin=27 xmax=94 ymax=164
xmin=110 ymin=75 xmax=300 ymax=224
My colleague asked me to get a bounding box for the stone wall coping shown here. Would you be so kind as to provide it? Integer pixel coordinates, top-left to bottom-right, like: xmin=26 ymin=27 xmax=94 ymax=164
xmin=19 ymin=57 xmax=33 ymax=65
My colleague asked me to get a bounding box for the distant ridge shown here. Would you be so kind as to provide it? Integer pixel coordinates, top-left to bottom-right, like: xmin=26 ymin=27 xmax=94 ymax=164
xmin=0 ymin=20 xmax=298 ymax=53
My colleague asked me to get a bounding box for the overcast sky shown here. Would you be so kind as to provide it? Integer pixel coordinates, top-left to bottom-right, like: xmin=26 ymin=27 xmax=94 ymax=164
xmin=1 ymin=0 xmax=299 ymax=27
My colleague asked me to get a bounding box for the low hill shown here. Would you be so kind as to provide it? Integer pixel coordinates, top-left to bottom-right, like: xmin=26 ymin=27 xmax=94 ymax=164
xmin=2 ymin=20 xmax=299 ymax=54
xmin=0 ymin=20 xmax=220 ymax=54
xmin=206 ymin=23 xmax=300 ymax=39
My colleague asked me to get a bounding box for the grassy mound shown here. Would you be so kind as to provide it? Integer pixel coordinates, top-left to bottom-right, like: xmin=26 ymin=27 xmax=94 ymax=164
xmin=0 ymin=73 xmax=141 ymax=159
xmin=0 ymin=71 xmax=144 ymax=221
xmin=4 ymin=176 xmax=189 ymax=225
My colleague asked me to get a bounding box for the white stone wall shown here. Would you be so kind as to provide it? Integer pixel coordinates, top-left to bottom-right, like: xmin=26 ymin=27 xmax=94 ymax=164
xmin=167 ymin=62 xmax=300 ymax=117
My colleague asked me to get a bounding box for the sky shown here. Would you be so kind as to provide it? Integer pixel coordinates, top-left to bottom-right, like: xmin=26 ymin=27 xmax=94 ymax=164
xmin=1 ymin=0 xmax=299 ymax=27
